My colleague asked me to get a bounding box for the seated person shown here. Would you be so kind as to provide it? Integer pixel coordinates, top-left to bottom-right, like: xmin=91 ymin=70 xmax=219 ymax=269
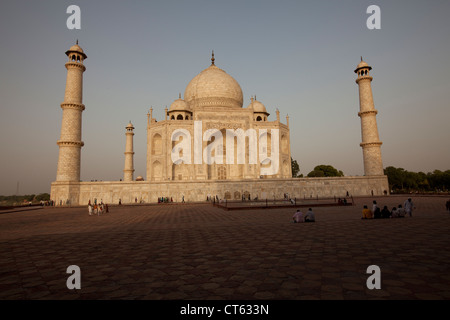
xmin=372 ymin=200 xmax=378 ymax=215
xmin=304 ymin=208 xmax=315 ymax=222
xmin=373 ymin=206 xmax=381 ymax=219
xmin=391 ymin=207 xmax=398 ymax=218
xmin=396 ymin=204 xmax=406 ymax=218
xmin=380 ymin=206 xmax=391 ymax=219
xmin=292 ymin=209 xmax=304 ymax=223
xmin=362 ymin=205 xmax=373 ymax=219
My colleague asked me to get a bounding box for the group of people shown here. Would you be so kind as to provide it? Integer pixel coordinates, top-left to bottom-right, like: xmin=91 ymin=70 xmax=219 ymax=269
xmin=88 ymin=199 xmax=108 ymax=216
xmin=292 ymin=208 xmax=316 ymax=223
xmin=362 ymin=198 xmax=415 ymax=219
xmin=158 ymin=195 xmax=185 ymax=203
xmin=337 ymin=198 xmax=349 ymax=205
xmin=158 ymin=197 xmax=173 ymax=203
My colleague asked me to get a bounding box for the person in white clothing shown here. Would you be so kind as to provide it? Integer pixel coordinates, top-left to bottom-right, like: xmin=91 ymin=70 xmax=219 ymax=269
xmin=404 ymin=198 xmax=415 ymax=217
xmin=304 ymin=208 xmax=316 ymax=222
xmin=396 ymin=205 xmax=405 ymax=218
xmin=292 ymin=210 xmax=304 ymax=223
xmin=372 ymin=200 xmax=378 ymax=214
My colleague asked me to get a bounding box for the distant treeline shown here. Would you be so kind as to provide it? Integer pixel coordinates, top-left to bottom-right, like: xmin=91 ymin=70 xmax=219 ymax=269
xmin=0 ymin=193 xmax=50 ymax=206
xmin=384 ymin=166 xmax=450 ymax=192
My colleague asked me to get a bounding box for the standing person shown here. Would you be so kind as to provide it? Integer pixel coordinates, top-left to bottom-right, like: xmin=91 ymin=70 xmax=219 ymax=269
xmin=404 ymin=198 xmax=415 ymax=217
xmin=292 ymin=209 xmax=304 ymax=223
xmin=88 ymin=204 xmax=93 ymax=216
xmin=304 ymin=208 xmax=316 ymax=222
xmin=182 ymin=195 xmax=185 ymax=203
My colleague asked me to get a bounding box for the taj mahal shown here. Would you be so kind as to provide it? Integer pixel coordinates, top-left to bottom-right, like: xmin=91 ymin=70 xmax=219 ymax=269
xmin=50 ymin=42 xmax=389 ymax=205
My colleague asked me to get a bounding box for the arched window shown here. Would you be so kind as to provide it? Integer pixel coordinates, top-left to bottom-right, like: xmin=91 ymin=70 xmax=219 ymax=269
xmin=283 ymin=160 xmax=290 ymax=176
xmin=256 ymin=116 xmax=262 ymax=121
xmin=171 ymin=115 xmax=175 ymax=120
xmin=185 ymin=115 xmax=189 ymax=120
xmin=177 ymin=114 xmax=183 ymax=120
xmin=217 ymin=166 xmax=226 ymax=180
xmin=152 ymin=134 xmax=162 ymax=155
xmin=365 ymin=70 xmax=368 ymax=75
xmin=152 ymin=161 xmax=162 ymax=181
xmin=281 ymin=134 xmax=288 ymax=154
xmin=72 ymin=55 xmax=76 ymax=61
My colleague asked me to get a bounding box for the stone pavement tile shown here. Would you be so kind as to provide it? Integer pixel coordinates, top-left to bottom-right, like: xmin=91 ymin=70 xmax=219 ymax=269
xmin=254 ymin=291 xmax=276 ymax=299
xmin=1 ymin=196 xmax=450 ymax=300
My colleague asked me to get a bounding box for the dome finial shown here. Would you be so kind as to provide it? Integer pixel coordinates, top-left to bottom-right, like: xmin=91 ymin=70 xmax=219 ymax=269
xmin=361 ymin=56 xmax=363 ymax=62
xmin=76 ymin=39 xmax=79 ymax=45
xmin=211 ymin=50 xmax=215 ymax=65
xmin=179 ymin=92 xmax=181 ymax=99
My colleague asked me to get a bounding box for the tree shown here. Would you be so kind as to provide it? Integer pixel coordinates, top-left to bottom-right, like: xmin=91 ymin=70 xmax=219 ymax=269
xmin=384 ymin=166 xmax=407 ymax=190
xmin=35 ymin=193 xmax=50 ymax=202
xmin=291 ymin=157 xmax=300 ymax=177
xmin=384 ymin=166 xmax=450 ymax=192
xmin=428 ymin=170 xmax=450 ymax=191
xmin=307 ymin=165 xmax=344 ymax=177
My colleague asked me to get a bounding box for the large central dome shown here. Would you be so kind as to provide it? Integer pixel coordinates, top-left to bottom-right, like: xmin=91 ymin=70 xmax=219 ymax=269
xmin=184 ymin=54 xmax=243 ymax=109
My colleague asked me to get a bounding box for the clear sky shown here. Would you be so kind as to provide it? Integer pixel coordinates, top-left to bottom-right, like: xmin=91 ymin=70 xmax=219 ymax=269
xmin=1 ymin=0 xmax=449 ymax=195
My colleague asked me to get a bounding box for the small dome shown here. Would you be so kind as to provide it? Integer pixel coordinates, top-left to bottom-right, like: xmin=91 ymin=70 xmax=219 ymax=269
xmin=249 ymin=100 xmax=268 ymax=113
xmin=136 ymin=176 xmax=144 ymax=181
xmin=357 ymin=60 xmax=368 ymax=69
xmin=69 ymin=44 xmax=84 ymax=53
xmin=65 ymin=42 xmax=87 ymax=59
xmin=169 ymin=97 xmax=190 ymax=112
xmin=354 ymin=57 xmax=372 ymax=73
xmin=126 ymin=122 xmax=134 ymax=129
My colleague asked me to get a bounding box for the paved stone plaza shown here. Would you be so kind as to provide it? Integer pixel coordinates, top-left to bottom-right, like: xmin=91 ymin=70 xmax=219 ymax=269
xmin=1 ymin=195 xmax=449 ymax=300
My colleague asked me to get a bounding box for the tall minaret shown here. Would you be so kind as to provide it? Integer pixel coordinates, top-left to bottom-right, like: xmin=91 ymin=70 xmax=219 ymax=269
xmin=123 ymin=121 xmax=135 ymax=181
xmin=56 ymin=41 xmax=87 ymax=182
xmin=355 ymin=57 xmax=384 ymax=176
